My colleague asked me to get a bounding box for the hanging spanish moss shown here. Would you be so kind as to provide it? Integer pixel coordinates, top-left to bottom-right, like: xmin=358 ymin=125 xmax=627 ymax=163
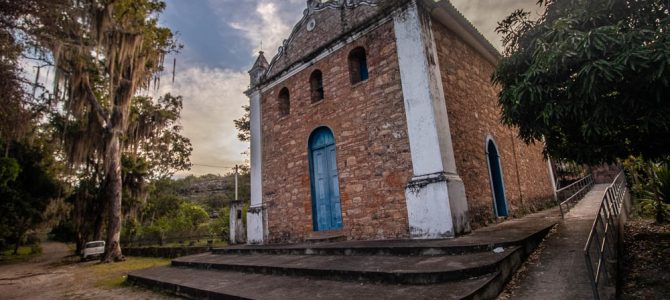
xmin=44 ymin=0 xmax=179 ymax=263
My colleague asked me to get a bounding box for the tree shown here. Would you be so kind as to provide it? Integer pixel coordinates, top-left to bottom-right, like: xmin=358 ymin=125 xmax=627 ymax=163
xmin=56 ymin=93 xmax=192 ymax=253
xmin=233 ymin=105 xmax=250 ymax=142
xmin=492 ymin=0 xmax=670 ymax=164
xmin=32 ymin=0 xmax=180 ymax=262
xmin=0 ymin=140 xmax=62 ymax=254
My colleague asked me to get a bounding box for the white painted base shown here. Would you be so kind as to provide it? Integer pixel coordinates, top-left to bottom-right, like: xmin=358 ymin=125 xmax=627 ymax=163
xmin=405 ymin=174 xmax=455 ymax=239
xmin=445 ymin=175 xmax=470 ymax=234
xmin=246 ymin=206 xmax=265 ymax=245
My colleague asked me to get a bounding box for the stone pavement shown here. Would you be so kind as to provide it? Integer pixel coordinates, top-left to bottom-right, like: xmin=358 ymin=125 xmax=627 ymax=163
xmin=512 ymin=184 xmax=609 ymax=300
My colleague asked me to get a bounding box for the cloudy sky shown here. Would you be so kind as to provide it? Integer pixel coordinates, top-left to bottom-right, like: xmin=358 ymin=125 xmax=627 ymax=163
xmin=156 ymin=0 xmax=541 ymax=177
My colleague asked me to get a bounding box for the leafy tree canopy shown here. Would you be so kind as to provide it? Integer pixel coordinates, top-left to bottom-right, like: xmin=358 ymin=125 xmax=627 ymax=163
xmin=493 ymin=0 xmax=670 ymax=164
xmin=0 ymin=140 xmax=62 ymax=253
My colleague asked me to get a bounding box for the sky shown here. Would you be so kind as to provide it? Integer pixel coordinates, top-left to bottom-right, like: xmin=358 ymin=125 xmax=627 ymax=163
xmin=155 ymin=0 xmax=542 ymax=177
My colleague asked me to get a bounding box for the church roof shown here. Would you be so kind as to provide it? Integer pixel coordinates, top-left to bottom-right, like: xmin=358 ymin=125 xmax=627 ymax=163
xmin=249 ymin=51 xmax=269 ymax=73
xmin=258 ymin=0 xmax=501 ymax=87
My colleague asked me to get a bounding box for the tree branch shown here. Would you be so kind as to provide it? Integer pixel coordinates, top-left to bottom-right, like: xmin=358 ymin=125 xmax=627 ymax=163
xmin=84 ymin=80 xmax=111 ymax=130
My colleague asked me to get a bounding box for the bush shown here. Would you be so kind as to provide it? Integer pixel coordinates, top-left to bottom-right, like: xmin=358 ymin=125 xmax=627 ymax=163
xmin=624 ymin=157 xmax=670 ymax=223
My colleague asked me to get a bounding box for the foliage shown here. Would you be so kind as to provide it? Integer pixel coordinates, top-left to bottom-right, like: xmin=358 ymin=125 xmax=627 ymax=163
xmin=209 ymin=207 xmax=230 ymax=238
xmin=234 ymin=105 xmax=250 ymax=142
xmin=126 ymin=94 xmax=192 ymax=179
xmin=623 ymin=157 xmax=670 ymax=223
xmin=0 ymin=157 xmax=20 ymax=187
xmin=493 ymin=0 xmax=670 ymax=164
xmin=0 ymin=140 xmax=62 ymax=254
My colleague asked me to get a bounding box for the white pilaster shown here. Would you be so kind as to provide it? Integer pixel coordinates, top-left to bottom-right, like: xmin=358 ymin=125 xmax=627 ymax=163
xmin=247 ymin=89 xmax=265 ymax=244
xmin=394 ymin=1 xmax=469 ymax=238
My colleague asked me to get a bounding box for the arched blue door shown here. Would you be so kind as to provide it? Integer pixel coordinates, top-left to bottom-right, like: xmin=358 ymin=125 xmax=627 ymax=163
xmin=487 ymin=139 xmax=508 ymax=217
xmin=309 ymin=127 xmax=343 ymax=231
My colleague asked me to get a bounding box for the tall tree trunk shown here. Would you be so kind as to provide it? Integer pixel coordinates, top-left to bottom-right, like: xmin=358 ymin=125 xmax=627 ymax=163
xmin=102 ymin=131 xmax=124 ymax=262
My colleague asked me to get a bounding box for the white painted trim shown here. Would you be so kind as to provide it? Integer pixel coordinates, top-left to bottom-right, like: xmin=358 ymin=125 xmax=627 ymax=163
xmin=547 ymin=156 xmax=558 ymax=201
xmin=247 ymin=89 xmax=265 ymax=244
xmin=394 ymin=2 xmax=445 ymax=175
xmin=485 ymin=135 xmax=508 ymax=217
xmin=395 ymin=1 xmax=471 ymax=238
xmin=249 ymin=90 xmax=263 ymax=207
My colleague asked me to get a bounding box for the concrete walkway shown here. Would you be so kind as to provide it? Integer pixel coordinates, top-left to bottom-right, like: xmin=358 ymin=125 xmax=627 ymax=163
xmin=513 ymin=184 xmax=609 ymax=300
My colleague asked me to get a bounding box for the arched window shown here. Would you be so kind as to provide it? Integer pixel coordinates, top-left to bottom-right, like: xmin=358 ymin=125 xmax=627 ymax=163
xmin=348 ymin=47 xmax=369 ymax=84
xmin=310 ymin=70 xmax=324 ymax=102
xmin=278 ymin=87 xmax=290 ymax=116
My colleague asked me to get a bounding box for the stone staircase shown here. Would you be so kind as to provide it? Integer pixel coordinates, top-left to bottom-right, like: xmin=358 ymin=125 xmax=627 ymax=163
xmin=127 ymin=209 xmax=559 ymax=299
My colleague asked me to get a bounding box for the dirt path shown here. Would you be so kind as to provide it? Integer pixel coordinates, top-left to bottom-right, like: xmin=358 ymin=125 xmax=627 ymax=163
xmin=0 ymin=242 xmax=176 ymax=299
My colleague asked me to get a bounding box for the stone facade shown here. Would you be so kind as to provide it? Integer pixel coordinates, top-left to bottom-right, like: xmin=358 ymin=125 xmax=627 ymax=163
xmin=432 ymin=21 xmax=555 ymax=227
xmin=266 ymin=0 xmax=405 ymax=79
xmin=261 ymin=21 xmax=412 ymax=243
xmin=245 ymin=0 xmax=556 ymax=244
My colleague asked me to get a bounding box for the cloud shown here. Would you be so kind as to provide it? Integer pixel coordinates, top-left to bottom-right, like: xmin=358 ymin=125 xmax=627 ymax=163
xmin=151 ymin=67 xmax=250 ymax=177
xmin=229 ymin=1 xmax=293 ymax=55
xmin=149 ymin=0 xmax=545 ymax=178
xmin=450 ymin=0 xmax=542 ymax=50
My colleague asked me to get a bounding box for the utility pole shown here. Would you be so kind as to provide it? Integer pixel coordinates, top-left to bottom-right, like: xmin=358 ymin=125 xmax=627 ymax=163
xmin=230 ymin=164 xmax=246 ymax=244
xmin=235 ymin=165 xmax=239 ymax=201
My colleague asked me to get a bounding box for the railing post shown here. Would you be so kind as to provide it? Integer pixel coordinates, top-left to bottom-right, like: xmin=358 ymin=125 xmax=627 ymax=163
xmin=584 ymin=171 xmax=626 ymax=300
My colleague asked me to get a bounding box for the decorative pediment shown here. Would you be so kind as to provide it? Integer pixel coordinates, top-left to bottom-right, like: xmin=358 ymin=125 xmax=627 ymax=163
xmin=264 ymin=0 xmax=403 ymax=81
xmin=306 ymin=0 xmax=380 ymax=14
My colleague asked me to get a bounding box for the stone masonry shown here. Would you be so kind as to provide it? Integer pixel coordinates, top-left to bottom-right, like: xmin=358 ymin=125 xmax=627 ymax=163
xmin=261 ymin=21 xmax=412 ymax=243
xmin=247 ymin=0 xmax=556 ymax=244
xmin=433 ymin=21 xmax=555 ymax=227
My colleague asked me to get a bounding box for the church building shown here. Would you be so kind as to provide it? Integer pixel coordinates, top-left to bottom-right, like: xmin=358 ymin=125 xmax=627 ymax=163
xmin=244 ymin=0 xmax=556 ymax=244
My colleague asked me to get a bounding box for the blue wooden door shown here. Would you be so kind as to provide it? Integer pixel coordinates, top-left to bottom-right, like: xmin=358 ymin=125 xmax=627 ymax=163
xmin=309 ymin=127 xmax=342 ymax=231
xmin=487 ymin=140 xmax=508 ymax=217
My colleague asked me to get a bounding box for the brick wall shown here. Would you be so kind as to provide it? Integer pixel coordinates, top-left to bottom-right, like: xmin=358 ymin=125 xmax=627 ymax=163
xmin=431 ymin=20 xmax=555 ymax=228
xmin=261 ymin=22 xmax=412 ymax=243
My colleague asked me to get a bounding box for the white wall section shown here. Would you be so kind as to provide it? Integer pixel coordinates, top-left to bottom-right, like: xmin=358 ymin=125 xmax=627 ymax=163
xmin=247 ymin=89 xmax=266 ymax=244
xmin=394 ymin=0 xmax=470 ymax=238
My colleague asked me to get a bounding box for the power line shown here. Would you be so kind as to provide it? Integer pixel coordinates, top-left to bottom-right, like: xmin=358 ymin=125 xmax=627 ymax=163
xmin=190 ymin=162 xmax=238 ymax=169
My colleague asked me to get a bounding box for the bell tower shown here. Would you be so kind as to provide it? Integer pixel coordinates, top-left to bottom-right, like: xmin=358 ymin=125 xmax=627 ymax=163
xmin=249 ymin=51 xmax=269 ymax=87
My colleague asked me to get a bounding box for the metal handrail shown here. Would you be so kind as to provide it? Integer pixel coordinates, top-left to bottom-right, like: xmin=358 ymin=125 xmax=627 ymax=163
xmin=583 ymin=171 xmax=626 ymax=300
xmin=556 ymin=175 xmax=595 ymax=218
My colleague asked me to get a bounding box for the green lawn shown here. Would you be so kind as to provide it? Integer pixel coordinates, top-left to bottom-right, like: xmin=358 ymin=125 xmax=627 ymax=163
xmin=0 ymin=245 xmax=42 ymax=263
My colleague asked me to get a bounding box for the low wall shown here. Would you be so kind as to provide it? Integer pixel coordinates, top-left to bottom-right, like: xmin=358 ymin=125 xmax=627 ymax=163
xmin=123 ymin=246 xmax=210 ymax=259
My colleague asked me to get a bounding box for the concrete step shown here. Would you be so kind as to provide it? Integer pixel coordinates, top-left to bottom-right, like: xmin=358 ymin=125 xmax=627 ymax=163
xmin=305 ymin=230 xmax=347 ymax=244
xmin=128 ymin=265 xmax=503 ymax=300
xmin=128 ymin=209 xmax=560 ymax=299
xmin=212 ymin=221 xmax=555 ymax=257
xmin=172 ymin=246 xmax=521 ymax=285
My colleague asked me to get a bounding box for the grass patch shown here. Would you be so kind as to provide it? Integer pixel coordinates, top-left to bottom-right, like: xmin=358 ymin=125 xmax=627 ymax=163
xmin=84 ymin=257 xmax=170 ymax=288
xmin=0 ymin=245 xmax=42 ymax=264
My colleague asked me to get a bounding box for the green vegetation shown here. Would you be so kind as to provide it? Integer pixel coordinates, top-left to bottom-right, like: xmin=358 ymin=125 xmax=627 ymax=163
xmin=624 ymin=157 xmax=670 ymax=223
xmin=0 ymin=140 xmax=63 ymax=255
xmin=0 ymin=245 xmax=42 ymax=264
xmin=120 ymin=171 xmax=249 ymax=247
xmin=493 ymin=0 xmax=670 ymax=164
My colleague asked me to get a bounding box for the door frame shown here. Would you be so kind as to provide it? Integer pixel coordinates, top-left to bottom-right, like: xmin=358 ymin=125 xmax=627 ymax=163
xmin=307 ymin=126 xmax=342 ymax=231
xmin=485 ymin=135 xmax=509 ymax=217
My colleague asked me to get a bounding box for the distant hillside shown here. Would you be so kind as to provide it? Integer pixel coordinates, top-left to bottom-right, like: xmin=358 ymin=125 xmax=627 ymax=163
xmin=173 ymin=173 xmax=250 ymax=211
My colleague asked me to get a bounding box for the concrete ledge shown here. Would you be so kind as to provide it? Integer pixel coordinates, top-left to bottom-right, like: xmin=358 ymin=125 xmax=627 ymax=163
xmin=173 ymin=247 xmax=520 ymax=285
xmin=122 ymin=246 xmax=210 ymax=259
